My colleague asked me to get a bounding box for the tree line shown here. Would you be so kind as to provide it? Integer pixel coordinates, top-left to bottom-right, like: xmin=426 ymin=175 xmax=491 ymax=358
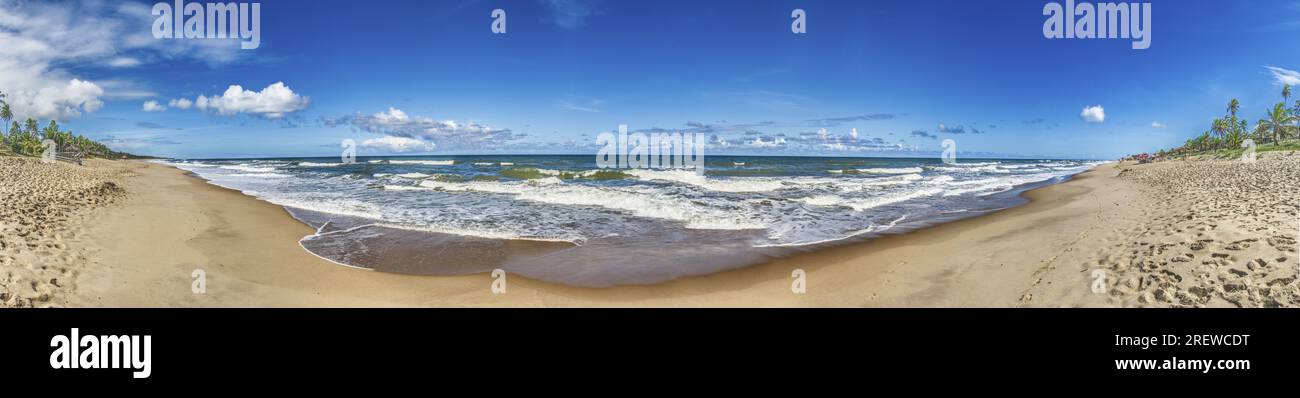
xmin=1160 ymin=85 xmax=1298 ymax=158
xmin=0 ymin=89 xmax=130 ymax=159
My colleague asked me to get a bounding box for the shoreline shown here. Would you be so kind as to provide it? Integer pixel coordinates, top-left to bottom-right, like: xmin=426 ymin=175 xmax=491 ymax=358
xmin=166 ymin=158 xmax=1094 ymax=287
xmin=6 ymin=152 xmax=1292 ymax=307
xmin=66 ymin=160 xmax=1122 ymax=307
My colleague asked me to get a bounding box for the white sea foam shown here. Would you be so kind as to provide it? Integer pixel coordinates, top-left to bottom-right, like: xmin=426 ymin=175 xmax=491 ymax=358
xmin=930 ymin=164 xmax=1009 ymax=173
xmin=857 ymin=167 xmax=924 ymax=174
xmin=172 ymin=156 xmax=1099 ymax=262
xmin=165 ymin=161 xmax=219 ymax=168
xmin=219 ymin=164 xmax=277 ymax=173
xmin=624 ymin=169 xmax=785 ymax=192
xmin=225 ymin=172 xmax=293 ymax=179
xmin=796 ymin=195 xmax=844 ymax=207
xmin=389 ymin=160 xmax=454 ymax=166
xmin=797 ymin=188 xmax=943 ymax=211
xmin=369 ymin=222 xmax=583 ymax=244
xmin=412 ymin=178 xmax=765 ymax=230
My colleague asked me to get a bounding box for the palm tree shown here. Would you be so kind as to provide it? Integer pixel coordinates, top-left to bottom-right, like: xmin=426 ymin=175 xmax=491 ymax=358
xmin=1260 ymin=102 xmax=1292 ymax=145
xmin=1211 ymin=118 xmax=1229 ymax=149
xmin=0 ymin=90 xmax=11 ymax=125
xmin=5 ymin=121 xmax=16 ymax=153
xmin=1228 ymin=99 xmax=1240 ymax=118
xmin=0 ymin=90 xmax=10 ymax=150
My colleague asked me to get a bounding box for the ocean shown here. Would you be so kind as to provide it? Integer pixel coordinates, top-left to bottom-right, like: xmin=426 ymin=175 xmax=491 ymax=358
xmin=161 ymin=155 xmax=1101 ymax=287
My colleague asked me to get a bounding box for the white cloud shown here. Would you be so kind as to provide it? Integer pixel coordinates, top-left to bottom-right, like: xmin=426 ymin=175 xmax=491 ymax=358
xmin=372 ymin=107 xmax=410 ymax=124
xmin=1265 ymin=66 xmax=1300 ymax=86
xmin=361 ymin=136 xmax=435 ymax=153
xmin=168 ymin=98 xmax=193 ymax=109
xmin=0 ymin=0 xmax=242 ymax=121
xmin=142 ymin=100 xmax=166 ymax=112
xmin=1080 ymin=105 xmax=1106 ymax=123
xmin=321 ymin=107 xmax=517 ymax=149
xmin=107 ymin=57 xmax=142 ymax=68
xmin=1 ymin=78 xmax=106 ymax=121
xmin=1151 ymin=121 xmax=1166 ymax=128
xmin=181 ymin=82 xmax=310 ymax=119
xmin=744 ymin=136 xmax=787 ymax=148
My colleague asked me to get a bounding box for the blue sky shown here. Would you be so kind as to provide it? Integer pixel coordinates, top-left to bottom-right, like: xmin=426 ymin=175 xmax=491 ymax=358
xmin=3 ymin=0 xmax=1300 ymax=159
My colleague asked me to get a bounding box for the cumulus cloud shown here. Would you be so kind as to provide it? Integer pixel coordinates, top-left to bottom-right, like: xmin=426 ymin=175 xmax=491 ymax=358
xmin=1151 ymin=121 xmax=1166 ymax=128
xmin=321 ymin=107 xmax=517 ymax=149
xmin=171 ymin=82 xmax=310 ymax=119
xmin=1265 ymin=66 xmax=1300 ymax=86
xmin=142 ymin=100 xmax=166 ymax=112
xmin=168 ymin=98 xmax=193 ymax=109
xmin=0 ymin=79 xmax=105 ymax=121
xmin=1080 ymin=105 xmax=1106 ymax=123
xmin=743 ymin=136 xmax=787 ymax=148
xmin=936 ymin=123 xmax=965 ymax=134
xmin=361 ymin=136 xmax=435 ymax=153
xmin=0 ymin=0 xmax=243 ymax=121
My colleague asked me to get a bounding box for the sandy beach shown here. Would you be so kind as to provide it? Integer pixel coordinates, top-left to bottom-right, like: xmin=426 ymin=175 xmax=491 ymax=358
xmin=2 ymin=154 xmax=1297 ymax=307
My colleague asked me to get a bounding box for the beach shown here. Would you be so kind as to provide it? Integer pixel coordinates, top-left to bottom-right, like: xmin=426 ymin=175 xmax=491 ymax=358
xmin=2 ymin=154 xmax=1297 ymax=307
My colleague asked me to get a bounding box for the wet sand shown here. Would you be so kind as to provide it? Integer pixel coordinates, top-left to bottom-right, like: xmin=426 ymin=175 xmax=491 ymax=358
xmin=4 ymin=153 xmax=1297 ymax=307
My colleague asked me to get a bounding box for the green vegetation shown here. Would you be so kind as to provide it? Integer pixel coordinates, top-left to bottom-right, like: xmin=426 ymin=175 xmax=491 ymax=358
xmin=499 ymin=167 xmax=629 ymax=181
xmin=499 ymin=167 xmax=551 ymax=180
xmin=579 ymin=170 xmax=631 ymax=180
xmin=0 ymin=89 xmax=132 ymax=159
xmin=1158 ymin=85 xmax=1300 ymax=159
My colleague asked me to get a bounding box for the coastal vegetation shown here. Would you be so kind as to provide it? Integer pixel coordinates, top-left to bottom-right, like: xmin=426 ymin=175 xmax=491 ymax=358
xmin=1148 ymin=85 xmax=1300 ymax=160
xmin=0 ymin=89 xmax=129 ymax=159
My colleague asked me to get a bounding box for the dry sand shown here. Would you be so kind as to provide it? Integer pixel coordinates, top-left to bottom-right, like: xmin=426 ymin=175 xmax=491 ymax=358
xmin=2 ymin=153 xmax=1297 ymax=307
xmin=0 ymin=157 xmax=129 ymax=307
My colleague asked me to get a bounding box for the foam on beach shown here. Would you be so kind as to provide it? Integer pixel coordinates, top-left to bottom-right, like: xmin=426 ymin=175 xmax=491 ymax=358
xmin=155 ymin=156 xmax=1104 ymax=286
